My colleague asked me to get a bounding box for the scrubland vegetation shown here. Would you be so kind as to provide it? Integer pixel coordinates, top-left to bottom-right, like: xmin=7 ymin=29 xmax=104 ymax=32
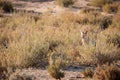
xmin=91 ymin=0 xmax=120 ymax=13
xmin=0 ymin=0 xmax=13 ymax=13
xmin=93 ymin=64 xmax=120 ymax=80
xmin=0 ymin=0 xmax=120 ymax=80
xmin=56 ymin=0 xmax=74 ymax=7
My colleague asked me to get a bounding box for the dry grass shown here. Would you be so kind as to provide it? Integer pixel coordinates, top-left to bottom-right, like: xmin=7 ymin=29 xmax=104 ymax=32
xmin=56 ymin=0 xmax=74 ymax=7
xmin=48 ymin=64 xmax=64 ymax=80
xmin=93 ymin=64 xmax=120 ymax=80
xmin=0 ymin=0 xmax=13 ymax=13
xmin=103 ymin=2 xmax=119 ymax=13
xmin=82 ymin=67 xmax=94 ymax=78
xmin=0 ymin=10 xmax=119 ymax=72
xmin=91 ymin=0 xmax=113 ymax=7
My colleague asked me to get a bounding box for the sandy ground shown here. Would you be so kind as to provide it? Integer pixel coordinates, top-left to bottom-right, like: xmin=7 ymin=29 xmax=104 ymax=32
xmin=12 ymin=0 xmax=90 ymax=14
xmin=10 ymin=66 xmax=94 ymax=80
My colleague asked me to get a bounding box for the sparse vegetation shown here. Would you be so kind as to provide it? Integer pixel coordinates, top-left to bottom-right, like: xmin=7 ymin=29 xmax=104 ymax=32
xmin=110 ymin=11 xmax=120 ymax=29
xmin=48 ymin=64 xmax=64 ymax=80
xmin=103 ymin=2 xmax=119 ymax=13
xmin=0 ymin=0 xmax=13 ymax=13
xmin=0 ymin=66 xmax=7 ymax=80
xmin=0 ymin=0 xmax=120 ymax=79
xmin=56 ymin=0 xmax=74 ymax=7
xmin=93 ymin=64 xmax=120 ymax=80
xmin=91 ymin=0 xmax=120 ymax=13
xmin=82 ymin=67 xmax=94 ymax=78
xmin=91 ymin=0 xmax=113 ymax=7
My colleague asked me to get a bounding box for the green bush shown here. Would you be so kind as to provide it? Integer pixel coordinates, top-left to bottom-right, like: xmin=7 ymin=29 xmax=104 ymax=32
xmin=0 ymin=0 xmax=13 ymax=13
xmin=103 ymin=3 xmax=119 ymax=13
xmin=56 ymin=0 xmax=74 ymax=7
xmin=93 ymin=64 xmax=120 ymax=80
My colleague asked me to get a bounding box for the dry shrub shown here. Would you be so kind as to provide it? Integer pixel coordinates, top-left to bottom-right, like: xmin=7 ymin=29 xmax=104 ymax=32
xmin=103 ymin=2 xmax=119 ymax=13
xmin=0 ymin=9 xmax=119 ymax=69
xmin=0 ymin=0 xmax=13 ymax=13
xmin=76 ymin=13 xmax=112 ymax=29
xmin=93 ymin=64 xmax=120 ymax=80
xmin=56 ymin=0 xmax=74 ymax=7
xmin=8 ymin=34 xmax=50 ymax=68
xmin=0 ymin=13 xmax=74 ymax=69
xmin=48 ymin=64 xmax=64 ymax=80
xmin=106 ymin=32 xmax=120 ymax=47
xmin=82 ymin=67 xmax=94 ymax=78
xmin=91 ymin=0 xmax=113 ymax=7
xmin=92 ymin=29 xmax=120 ymax=65
xmin=110 ymin=11 xmax=120 ymax=29
xmin=0 ymin=8 xmax=3 ymax=17
xmin=0 ymin=14 xmax=48 ymax=68
xmin=98 ymin=16 xmax=112 ymax=30
xmin=0 ymin=66 xmax=7 ymax=80
xmin=49 ymin=50 xmax=72 ymax=70
xmin=103 ymin=28 xmax=120 ymax=47
xmin=78 ymin=27 xmax=120 ymax=65
xmin=0 ymin=34 xmax=9 ymax=49
xmin=81 ymin=7 xmax=96 ymax=14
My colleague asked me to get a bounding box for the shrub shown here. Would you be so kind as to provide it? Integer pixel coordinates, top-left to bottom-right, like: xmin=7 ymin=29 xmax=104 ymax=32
xmin=110 ymin=12 xmax=120 ymax=29
xmin=91 ymin=29 xmax=120 ymax=65
xmin=82 ymin=67 xmax=94 ymax=78
xmin=0 ymin=0 xmax=13 ymax=13
xmin=76 ymin=13 xmax=112 ymax=29
xmin=92 ymin=51 xmax=119 ymax=65
xmin=103 ymin=3 xmax=119 ymax=13
xmin=0 ymin=8 xmax=3 ymax=17
xmin=0 ymin=9 xmax=119 ymax=69
xmin=9 ymin=37 xmax=50 ymax=68
xmin=49 ymin=51 xmax=72 ymax=69
xmin=91 ymin=0 xmax=113 ymax=7
xmin=106 ymin=33 xmax=120 ymax=47
xmin=0 ymin=34 xmax=9 ymax=49
xmin=0 ymin=66 xmax=7 ymax=80
xmin=78 ymin=27 xmax=120 ymax=65
xmin=48 ymin=64 xmax=64 ymax=80
xmin=81 ymin=7 xmax=95 ymax=14
xmin=56 ymin=0 xmax=74 ymax=7
xmin=99 ymin=16 xmax=112 ymax=30
xmin=93 ymin=64 xmax=120 ymax=80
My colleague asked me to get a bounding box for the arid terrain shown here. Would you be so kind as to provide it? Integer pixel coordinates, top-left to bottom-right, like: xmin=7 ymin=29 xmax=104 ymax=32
xmin=12 ymin=0 xmax=90 ymax=13
xmin=0 ymin=0 xmax=120 ymax=80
